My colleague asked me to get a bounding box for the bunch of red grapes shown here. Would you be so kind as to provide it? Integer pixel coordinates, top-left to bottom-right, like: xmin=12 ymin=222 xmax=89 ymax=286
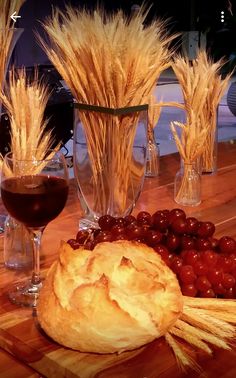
xmin=68 ymin=208 xmax=236 ymax=299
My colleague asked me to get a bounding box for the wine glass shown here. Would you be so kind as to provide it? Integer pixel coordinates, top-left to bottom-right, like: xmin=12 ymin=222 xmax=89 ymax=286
xmin=1 ymin=150 xmax=69 ymax=307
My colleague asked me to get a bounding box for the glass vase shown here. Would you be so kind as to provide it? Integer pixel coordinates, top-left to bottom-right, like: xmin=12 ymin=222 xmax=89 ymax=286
xmin=174 ymin=161 xmax=201 ymax=206
xmin=4 ymin=215 xmax=33 ymax=270
xmin=73 ymin=103 xmax=148 ymax=229
xmin=145 ymin=127 xmax=160 ymax=177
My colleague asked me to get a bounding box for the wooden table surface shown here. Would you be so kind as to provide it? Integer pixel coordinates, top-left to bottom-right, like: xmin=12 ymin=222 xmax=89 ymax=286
xmin=0 ymin=141 xmax=236 ymax=378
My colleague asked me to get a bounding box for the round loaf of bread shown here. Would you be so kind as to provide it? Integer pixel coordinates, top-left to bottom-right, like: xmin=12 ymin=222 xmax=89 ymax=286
xmin=37 ymin=240 xmax=183 ymax=353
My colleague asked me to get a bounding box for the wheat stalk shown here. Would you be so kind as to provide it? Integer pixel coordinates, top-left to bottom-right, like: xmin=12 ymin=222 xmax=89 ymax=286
xmin=0 ymin=68 xmax=58 ymax=175
xmin=165 ymin=296 xmax=236 ymax=374
xmin=38 ymin=6 xmax=178 ymax=217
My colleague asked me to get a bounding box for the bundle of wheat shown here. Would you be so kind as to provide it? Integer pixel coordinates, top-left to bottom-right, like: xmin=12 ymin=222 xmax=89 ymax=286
xmin=38 ymin=6 xmax=178 ymax=216
xmin=166 ymin=296 xmax=236 ymax=373
xmin=0 ymin=69 xmax=57 ymax=175
xmin=172 ymin=50 xmax=232 ymax=173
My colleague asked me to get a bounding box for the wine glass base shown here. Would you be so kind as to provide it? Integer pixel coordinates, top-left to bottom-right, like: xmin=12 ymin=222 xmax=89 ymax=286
xmin=7 ymin=280 xmax=42 ymax=307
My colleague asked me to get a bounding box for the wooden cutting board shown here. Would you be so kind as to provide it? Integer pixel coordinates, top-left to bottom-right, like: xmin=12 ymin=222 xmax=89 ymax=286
xmin=0 ymin=296 xmax=178 ymax=378
xmin=1 ymin=285 xmax=236 ymax=378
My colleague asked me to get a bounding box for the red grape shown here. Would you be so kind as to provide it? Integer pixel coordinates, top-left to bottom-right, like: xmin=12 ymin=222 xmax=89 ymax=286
xmin=171 ymin=218 xmax=188 ymax=235
xmin=152 ymin=212 xmax=169 ymax=232
xmin=222 ymin=273 xmax=236 ymax=289
xmin=140 ymin=224 xmax=151 ymax=238
xmin=154 ymin=244 xmax=170 ymax=264
xmin=126 ymin=223 xmax=143 ymax=240
xmin=196 ymin=238 xmax=212 ymax=251
xmin=171 ymin=256 xmax=183 ymax=274
xmin=114 ymin=217 xmax=126 ymax=227
xmin=207 ymin=268 xmax=223 ymax=285
xmin=154 ymin=244 xmax=169 ymax=255
xmin=184 ymin=249 xmax=199 ymax=265
xmin=193 ymin=260 xmax=208 ymax=276
xmin=145 ymin=229 xmax=163 ymax=247
xmin=213 ymin=282 xmax=226 ymax=296
xmin=123 ymin=215 xmax=136 ymax=226
xmin=181 ymin=284 xmax=197 ymax=297
xmin=95 ymin=230 xmax=113 ymax=243
xmin=181 ymin=235 xmax=196 ymax=250
xmin=169 ymin=208 xmax=186 ymax=224
xmin=216 ymin=255 xmax=232 ymax=272
xmin=201 ymin=250 xmax=218 ymax=267
xmin=229 ymin=253 xmax=236 ymax=270
xmin=166 ymin=233 xmax=181 ymax=251
xmin=76 ymin=229 xmax=90 ymax=244
xmin=98 ymin=215 xmax=115 ymax=230
xmin=179 ymin=265 xmax=196 ymax=284
xmin=208 ymin=237 xmax=219 ymax=250
xmin=199 ymin=288 xmax=215 ymax=298
xmin=137 ymin=211 xmax=152 ymax=226
xmin=110 ymin=224 xmax=126 ymax=237
xmin=197 ymin=221 xmax=215 ymax=238
xmin=219 ymin=236 xmax=236 ymax=254
xmin=185 ymin=217 xmax=198 ymax=235
xmin=113 ymin=234 xmax=127 ymax=241
xmin=110 ymin=225 xmax=126 ymax=241
xmin=195 ymin=276 xmax=211 ymax=291
xmin=91 ymin=228 xmax=101 ymax=238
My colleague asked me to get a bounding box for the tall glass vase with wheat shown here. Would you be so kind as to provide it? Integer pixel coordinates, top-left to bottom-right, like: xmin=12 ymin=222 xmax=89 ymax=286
xmin=74 ymin=104 xmax=147 ymax=228
xmin=39 ymin=5 xmax=178 ymax=227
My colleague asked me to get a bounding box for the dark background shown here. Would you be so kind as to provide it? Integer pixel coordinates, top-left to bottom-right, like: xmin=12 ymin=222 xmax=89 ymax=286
xmin=13 ymin=0 xmax=236 ymax=68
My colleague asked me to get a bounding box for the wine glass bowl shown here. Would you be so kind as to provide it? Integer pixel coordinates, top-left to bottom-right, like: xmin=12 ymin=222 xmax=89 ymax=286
xmin=1 ymin=173 xmax=69 ymax=228
xmin=1 ymin=150 xmax=69 ymax=307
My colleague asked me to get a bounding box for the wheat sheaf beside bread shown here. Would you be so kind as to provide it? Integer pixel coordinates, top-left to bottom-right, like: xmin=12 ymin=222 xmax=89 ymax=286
xmin=37 ymin=240 xmax=183 ymax=354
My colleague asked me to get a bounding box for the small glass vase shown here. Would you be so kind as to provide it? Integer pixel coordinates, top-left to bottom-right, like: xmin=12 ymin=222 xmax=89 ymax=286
xmin=145 ymin=127 xmax=160 ymax=177
xmin=4 ymin=215 xmax=33 ymax=270
xmin=73 ymin=103 xmax=148 ymax=229
xmin=174 ymin=161 xmax=201 ymax=206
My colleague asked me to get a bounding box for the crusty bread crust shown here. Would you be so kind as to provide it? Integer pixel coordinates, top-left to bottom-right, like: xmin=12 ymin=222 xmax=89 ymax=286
xmin=37 ymin=240 xmax=183 ymax=353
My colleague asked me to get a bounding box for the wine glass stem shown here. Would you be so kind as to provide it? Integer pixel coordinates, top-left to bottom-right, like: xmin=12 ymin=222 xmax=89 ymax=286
xmin=31 ymin=228 xmax=45 ymax=287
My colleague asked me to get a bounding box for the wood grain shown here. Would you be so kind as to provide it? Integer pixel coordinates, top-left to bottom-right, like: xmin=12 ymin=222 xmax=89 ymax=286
xmin=0 ymin=141 xmax=236 ymax=377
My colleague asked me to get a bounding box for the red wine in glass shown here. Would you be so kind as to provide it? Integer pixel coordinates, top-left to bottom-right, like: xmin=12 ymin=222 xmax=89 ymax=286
xmin=1 ymin=175 xmax=68 ymax=228
xmin=1 ymin=150 xmax=69 ymax=307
